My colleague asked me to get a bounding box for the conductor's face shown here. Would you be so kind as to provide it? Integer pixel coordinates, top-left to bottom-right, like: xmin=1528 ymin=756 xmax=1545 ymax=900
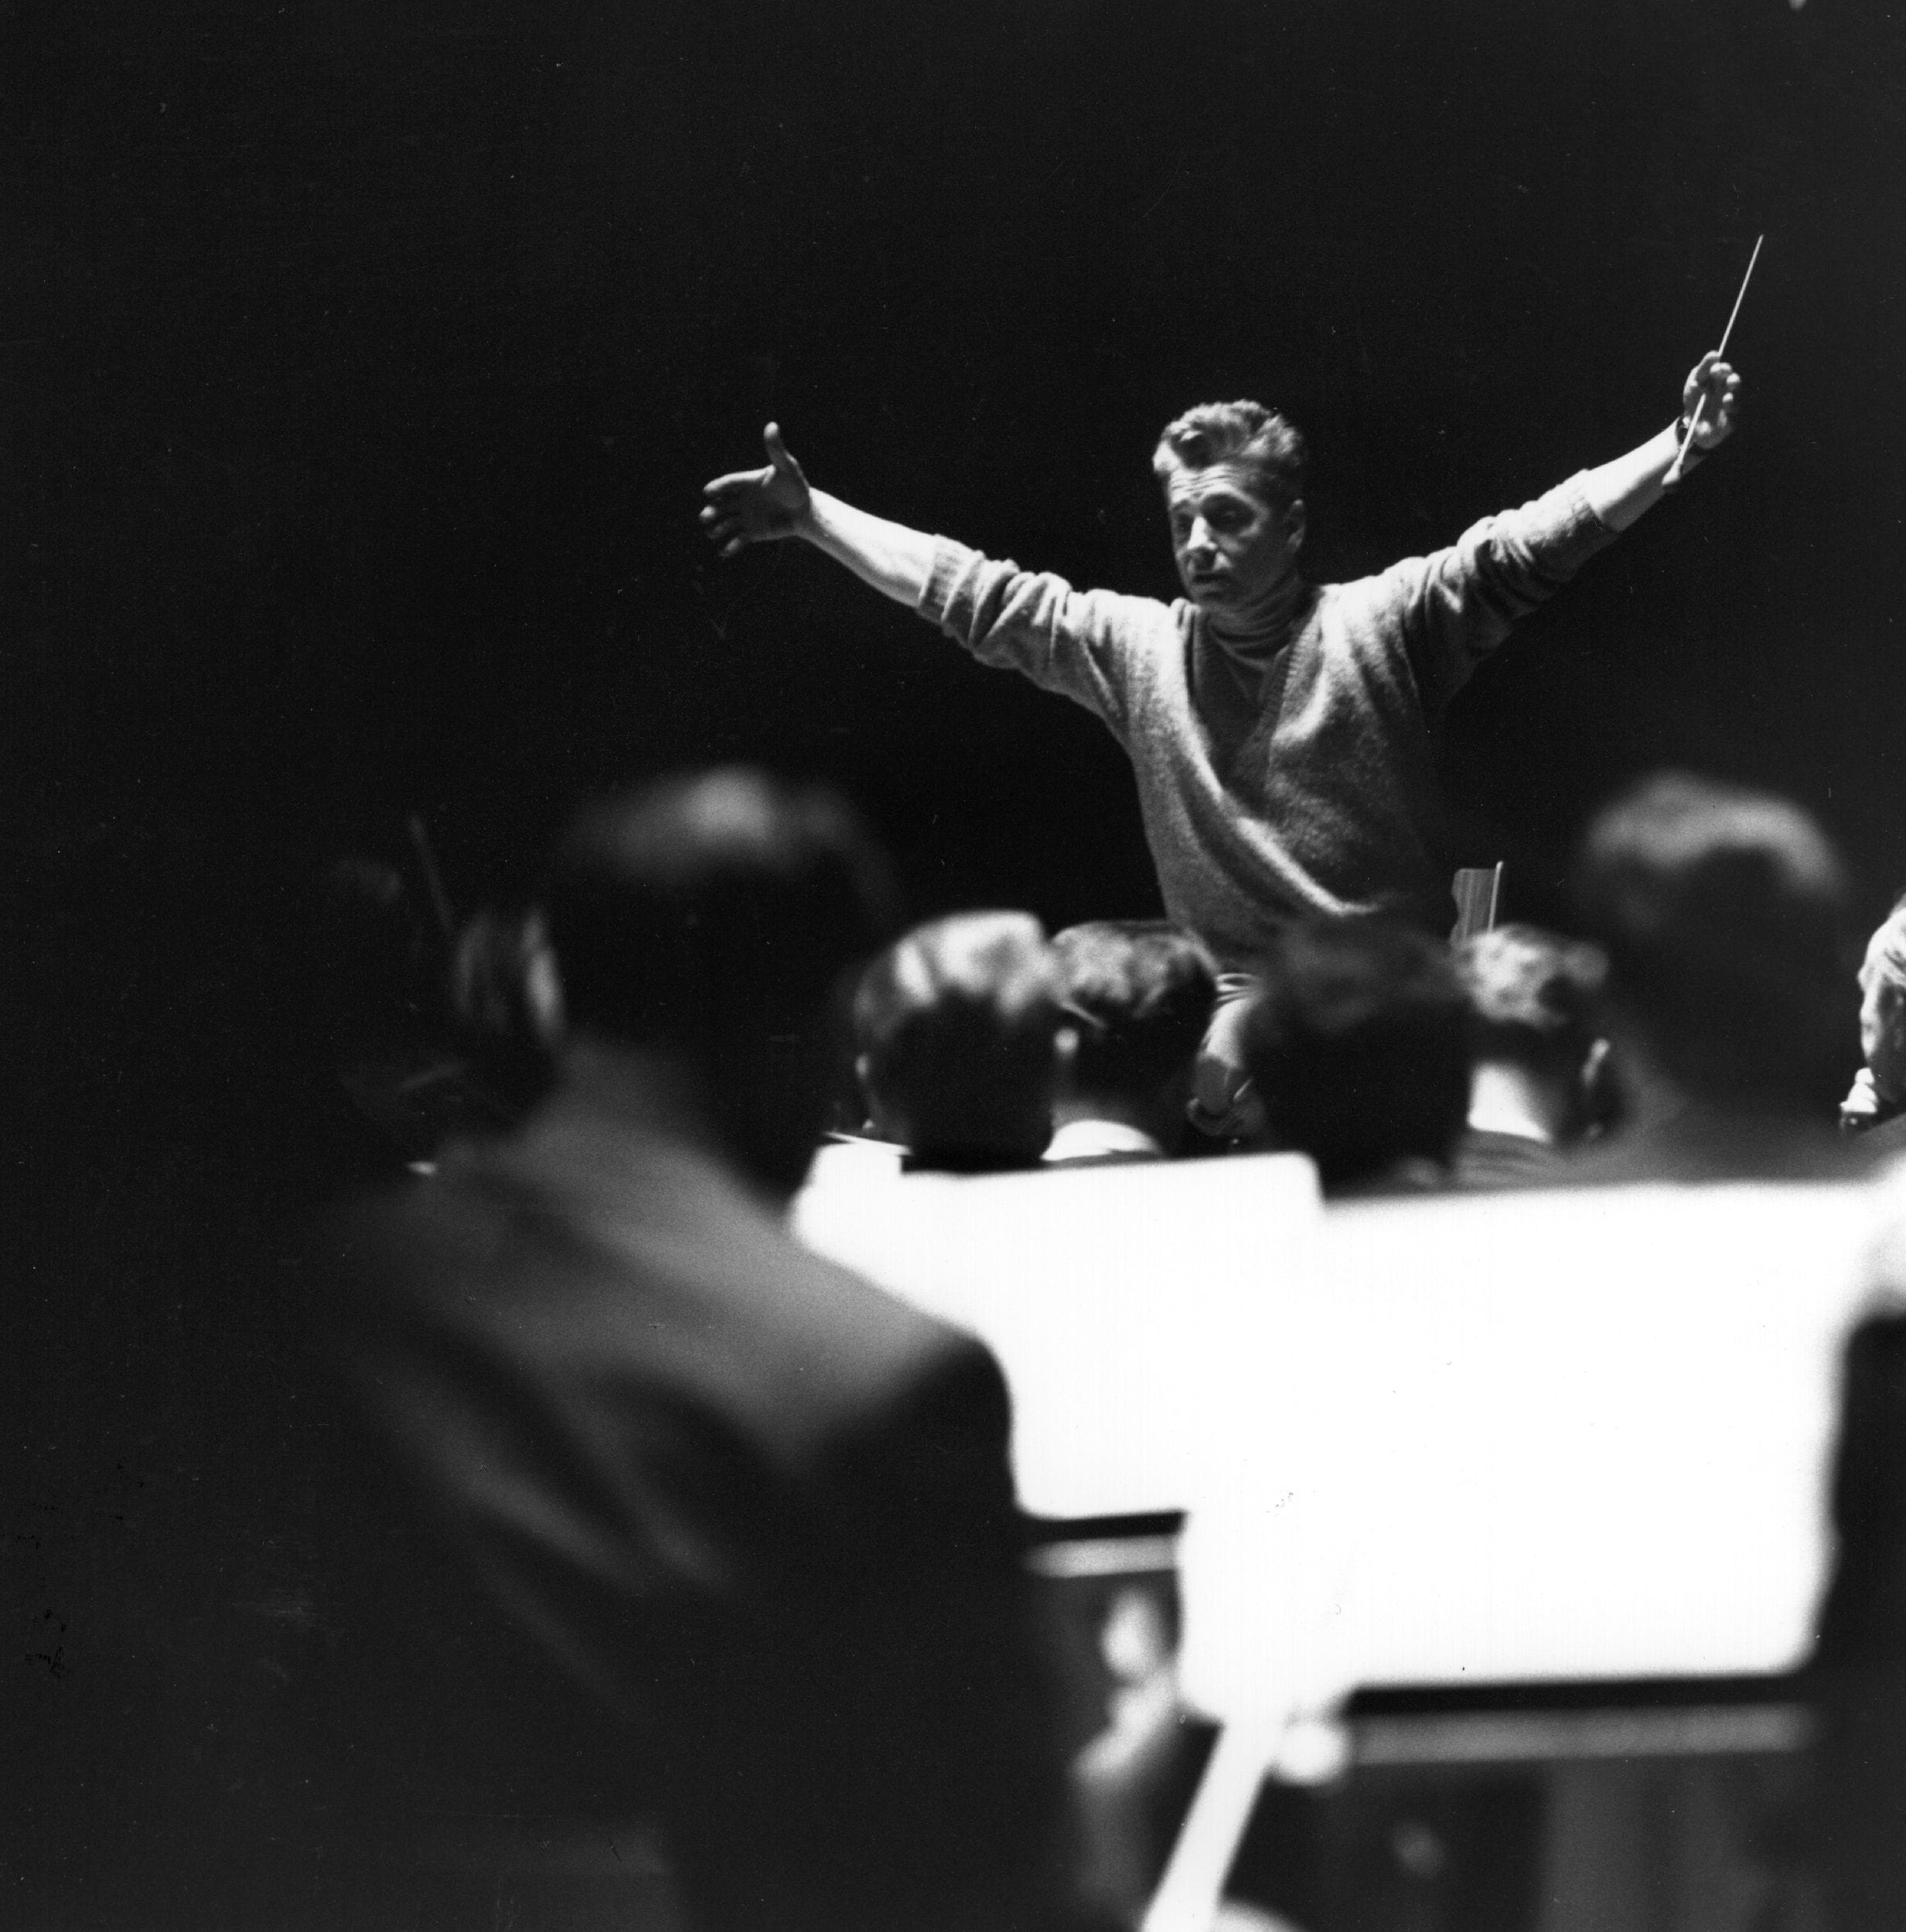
xmin=1163 ymin=462 xmax=1304 ymax=618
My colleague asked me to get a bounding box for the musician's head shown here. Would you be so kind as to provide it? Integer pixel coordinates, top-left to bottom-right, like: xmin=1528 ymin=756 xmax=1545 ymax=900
xmin=854 ymin=911 xmax=1063 ymax=1171
xmin=1241 ymin=914 xmax=1471 ymax=1193
xmin=1574 ymin=770 xmax=1855 ymax=1115
xmin=545 ymin=767 xmax=898 ymax=1190
xmin=1455 ymin=923 xmax=1609 ymax=1143
xmin=1049 ymin=920 xmax=1216 ymax=1153
xmin=1859 ymin=897 xmax=1906 ymax=1106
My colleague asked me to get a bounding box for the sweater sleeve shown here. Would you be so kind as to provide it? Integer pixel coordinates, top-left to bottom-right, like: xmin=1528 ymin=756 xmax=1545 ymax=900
xmin=1360 ymin=474 xmax=1620 ymax=706
xmin=918 ymin=537 xmax=1146 ymax=742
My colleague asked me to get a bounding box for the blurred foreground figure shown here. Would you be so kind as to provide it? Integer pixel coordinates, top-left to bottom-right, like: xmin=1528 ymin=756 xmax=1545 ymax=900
xmin=1238 ymin=915 xmax=1472 ymax=1196
xmin=1451 ymin=922 xmax=1609 ymax=1188
xmin=1564 ymin=770 xmax=1864 ymax=1184
xmin=1812 ymin=1191 xmax=1906 ymax=1930
xmin=1841 ymin=896 xmax=1906 ymax=1153
xmin=854 ymin=909 xmax=1064 ymax=1171
xmin=337 ymin=771 xmax=1082 ymax=1932
xmin=1048 ymin=920 xmax=1218 ymax=1162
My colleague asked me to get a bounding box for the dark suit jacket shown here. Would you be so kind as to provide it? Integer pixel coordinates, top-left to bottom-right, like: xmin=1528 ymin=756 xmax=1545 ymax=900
xmin=1811 ymin=1307 xmax=1906 ymax=1930
xmin=327 ymin=1051 xmax=1076 ymax=1932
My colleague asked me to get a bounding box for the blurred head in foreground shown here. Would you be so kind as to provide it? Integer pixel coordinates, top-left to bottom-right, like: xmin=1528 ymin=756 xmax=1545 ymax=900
xmin=545 ymin=768 xmax=898 ymax=1192
xmin=1573 ymin=771 xmax=1854 ymax=1119
xmin=1049 ymin=920 xmax=1217 ymax=1157
xmin=1454 ymin=922 xmax=1609 ymax=1146
xmin=854 ymin=911 xmax=1062 ymax=1170
xmin=1240 ymin=915 xmax=1471 ymax=1194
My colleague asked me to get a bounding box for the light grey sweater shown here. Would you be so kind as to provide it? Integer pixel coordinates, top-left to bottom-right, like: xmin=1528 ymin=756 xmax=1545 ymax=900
xmin=919 ymin=476 xmax=1618 ymax=971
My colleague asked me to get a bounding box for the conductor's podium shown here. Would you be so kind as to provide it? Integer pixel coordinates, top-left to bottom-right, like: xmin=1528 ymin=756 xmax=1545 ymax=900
xmin=796 ymin=1160 xmax=1897 ymax=1932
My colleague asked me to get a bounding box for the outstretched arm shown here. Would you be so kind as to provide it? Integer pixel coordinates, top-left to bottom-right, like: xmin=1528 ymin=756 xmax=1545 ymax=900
xmin=701 ymin=422 xmax=1144 ymax=734
xmin=1387 ymin=353 xmax=1746 ymax=697
xmin=701 ymin=424 xmax=936 ymax=608
xmin=1579 ymin=352 xmax=1743 ymax=533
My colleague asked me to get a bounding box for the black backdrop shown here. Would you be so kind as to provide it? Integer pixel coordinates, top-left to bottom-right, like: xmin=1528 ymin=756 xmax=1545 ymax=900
xmin=9 ymin=5 xmax=1906 ymax=1906
xmin=9 ymin=0 xmax=1906 ymax=926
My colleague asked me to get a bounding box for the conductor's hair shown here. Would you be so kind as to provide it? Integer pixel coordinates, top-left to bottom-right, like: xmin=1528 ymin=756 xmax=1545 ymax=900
xmin=545 ymin=767 xmax=898 ymax=1051
xmin=1152 ymin=401 xmax=1308 ymax=515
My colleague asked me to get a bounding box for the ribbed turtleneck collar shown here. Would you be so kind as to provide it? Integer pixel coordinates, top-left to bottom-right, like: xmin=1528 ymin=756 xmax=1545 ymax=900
xmin=1200 ymin=567 xmax=1312 ymax=670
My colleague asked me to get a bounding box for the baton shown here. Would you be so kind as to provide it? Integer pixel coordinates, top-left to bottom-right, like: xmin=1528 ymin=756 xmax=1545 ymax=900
xmin=1662 ymin=232 xmax=1762 ymax=488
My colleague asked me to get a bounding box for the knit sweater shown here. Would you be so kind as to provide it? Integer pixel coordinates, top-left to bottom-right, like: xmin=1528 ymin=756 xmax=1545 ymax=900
xmin=919 ymin=476 xmax=1618 ymax=972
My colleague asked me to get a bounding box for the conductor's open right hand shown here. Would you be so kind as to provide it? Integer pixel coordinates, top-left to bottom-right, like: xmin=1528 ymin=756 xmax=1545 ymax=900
xmin=701 ymin=424 xmax=813 ymax=556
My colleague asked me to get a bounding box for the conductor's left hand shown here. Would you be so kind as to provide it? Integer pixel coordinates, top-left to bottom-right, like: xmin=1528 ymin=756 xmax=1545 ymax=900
xmin=1681 ymin=353 xmax=1744 ymax=452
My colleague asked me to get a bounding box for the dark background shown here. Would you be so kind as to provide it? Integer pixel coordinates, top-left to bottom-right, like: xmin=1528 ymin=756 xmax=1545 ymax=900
xmin=7 ymin=5 xmax=1906 ymax=1913
xmin=7 ymin=0 xmax=1905 ymax=932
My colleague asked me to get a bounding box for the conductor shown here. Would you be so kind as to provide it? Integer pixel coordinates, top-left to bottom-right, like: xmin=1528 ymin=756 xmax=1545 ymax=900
xmin=702 ymin=353 xmax=1741 ymax=1130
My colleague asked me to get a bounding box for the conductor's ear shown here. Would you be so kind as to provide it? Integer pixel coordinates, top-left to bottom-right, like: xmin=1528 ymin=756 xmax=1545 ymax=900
xmin=1285 ymin=499 xmax=1307 ymax=554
